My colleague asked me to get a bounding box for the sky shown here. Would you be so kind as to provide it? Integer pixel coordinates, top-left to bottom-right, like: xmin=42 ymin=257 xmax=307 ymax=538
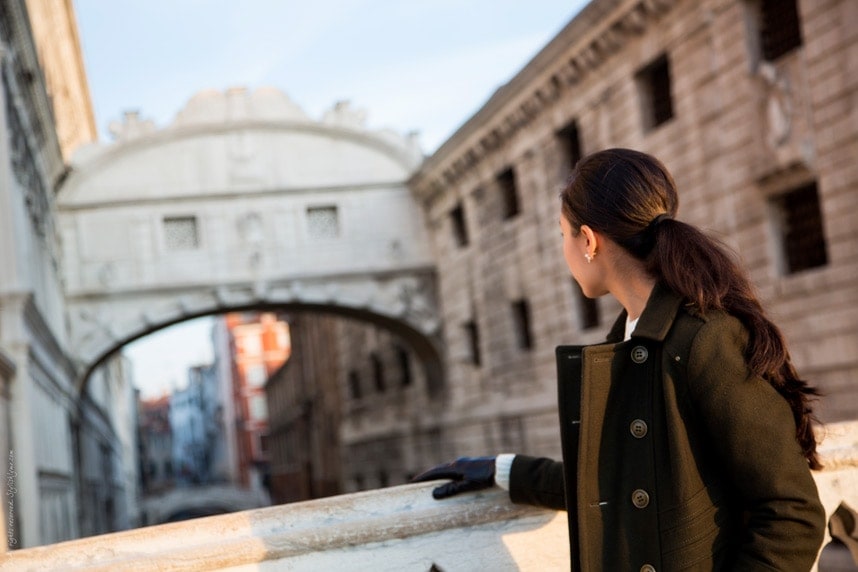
xmin=73 ymin=0 xmax=589 ymax=397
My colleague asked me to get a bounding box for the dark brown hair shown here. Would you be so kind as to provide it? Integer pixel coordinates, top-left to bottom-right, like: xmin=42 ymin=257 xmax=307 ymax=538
xmin=561 ymin=148 xmax=821 ymax=469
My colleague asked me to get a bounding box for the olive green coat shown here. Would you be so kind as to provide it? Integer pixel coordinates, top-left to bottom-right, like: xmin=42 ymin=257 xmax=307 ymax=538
xmin=509 ymin=283 xmax=825 ymax=571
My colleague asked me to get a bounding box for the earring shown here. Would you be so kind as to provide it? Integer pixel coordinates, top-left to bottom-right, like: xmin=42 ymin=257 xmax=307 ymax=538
xmin=584 ymin=253 xmax=592 ymax=263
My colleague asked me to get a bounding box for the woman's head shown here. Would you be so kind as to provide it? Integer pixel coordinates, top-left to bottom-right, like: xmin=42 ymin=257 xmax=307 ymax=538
xmin=560 ymin=148 xmax=678 ymax=260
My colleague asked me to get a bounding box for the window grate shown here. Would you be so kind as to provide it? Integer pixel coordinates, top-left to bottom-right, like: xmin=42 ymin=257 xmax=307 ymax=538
xmin=372 ymin=353 xmax=385 ymax=393
xmin=557 ymin=120 xmax=582 ymax=181
xmin=759 ymin=0 xmax=802 ymax=61
xmin=450 ymin=203 xmax=469 ymax=247
xmin=637 ymin=55 xmax=674 ymax=131
xmin=163 ymin=216 xmax=199 ymax=250
xmin=512 ymin=299 xmax=534 ymax=350
xmin=397 ymin=346 xmax=412 ymax=387
xmin=348 ymin=370 xmax=362 ymax=400
xmin=498 ymin=168 xmax=520 ymax=219
xmin=307 ymin=206 xmax=339 ymax=239
xmin=772 ymin=182 xmax=828 ymax=274
xmin=464 ymin=320 xmax=481 ymax=366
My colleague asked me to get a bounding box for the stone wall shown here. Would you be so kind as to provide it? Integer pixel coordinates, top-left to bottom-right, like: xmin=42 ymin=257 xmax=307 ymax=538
xmin=409 ymin=0 xmax=858 ymax=475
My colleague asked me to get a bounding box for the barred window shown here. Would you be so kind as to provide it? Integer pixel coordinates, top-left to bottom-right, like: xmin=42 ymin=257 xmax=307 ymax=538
xmin=163 ymin=216 xmax=199 ymax=250
xmin=758 ymin=0 xmax=802 ymax=61
xmin=636 ymin=54 xmax=674 ymax=131
xmin=450 ymin=203 xmax=469 ymax=247
xmin=307 ymin=205 xmax=339 ymax=239
xmin=463 ymin=320 xmax=481 ymax=366
xmin=372 ymin=353 xmax=385 ymax=393
xmin=498 ymin=168 xmax=520 ymax=219
xmin=348 ymin=370 xmax=362 ymax=400
xmin=771 ymin=182 xmax=828 ymax=274
xmin=396 ymin=346 xmax=412 ymax=387
xmin=511 ymin=299 xmax=534 ymax=350
xmin=557 ymin=120 xmax=582 ymax=181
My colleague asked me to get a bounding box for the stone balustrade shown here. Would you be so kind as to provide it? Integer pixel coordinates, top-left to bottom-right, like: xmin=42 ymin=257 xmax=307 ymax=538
xmin=2 ymin=421 xmax=857 ymax=571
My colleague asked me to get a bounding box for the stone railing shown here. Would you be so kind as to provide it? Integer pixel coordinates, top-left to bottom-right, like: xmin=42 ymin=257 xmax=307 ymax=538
xmin=3 ymin=421 xmax=857 ymax=571
xmin=1 ymin=483 xmax=570 ymax=571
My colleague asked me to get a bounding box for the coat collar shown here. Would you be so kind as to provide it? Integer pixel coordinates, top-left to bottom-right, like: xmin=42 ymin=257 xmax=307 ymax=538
xmin=606 ymin=282 xmax=686 ymax=343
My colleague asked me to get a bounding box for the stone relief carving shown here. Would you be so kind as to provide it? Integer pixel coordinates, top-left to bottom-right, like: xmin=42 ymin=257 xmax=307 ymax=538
xmin=228 ymin=130 xmax=265 ymax=185
xmin=107 ymin=110 xmax=156 ymax=142
xmin=396 ymin=277 xmax=439 ymax=332
xmin=237 ymin=212 xmax=264 ymax=269
xmin=3 ymin=71 xmax=50 ymax=238
xmin=758 ymin=62 xmax=793 ymax=149
xmin=322 ymin=100 xmax=367 ymax=129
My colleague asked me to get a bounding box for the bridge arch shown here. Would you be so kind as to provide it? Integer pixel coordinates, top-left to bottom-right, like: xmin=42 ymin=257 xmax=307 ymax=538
xmin=75 ymin=274 xmax=443 ymax=395
xmin=57 ymin=87 xmax=442 ymax=394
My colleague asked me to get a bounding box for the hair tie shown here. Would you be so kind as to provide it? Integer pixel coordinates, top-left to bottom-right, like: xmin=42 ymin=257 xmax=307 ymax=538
xmin=647 ymin=213 xmax=671 ymax=231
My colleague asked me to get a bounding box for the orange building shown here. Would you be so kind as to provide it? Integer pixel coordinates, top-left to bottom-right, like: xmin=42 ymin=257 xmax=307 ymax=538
xmin=222 ymin=312 xmax=291 ymax=492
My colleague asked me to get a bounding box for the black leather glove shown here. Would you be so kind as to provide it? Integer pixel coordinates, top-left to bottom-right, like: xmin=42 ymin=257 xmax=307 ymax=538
xmin=411 ymin=456 xmax=496 ymax=499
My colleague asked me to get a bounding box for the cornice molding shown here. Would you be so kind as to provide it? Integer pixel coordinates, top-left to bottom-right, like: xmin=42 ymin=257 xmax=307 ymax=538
xmin=410 ymin=0 xmax=679 ymax=203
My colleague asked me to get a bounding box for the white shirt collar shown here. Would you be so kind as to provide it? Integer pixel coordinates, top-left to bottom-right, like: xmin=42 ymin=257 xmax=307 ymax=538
xmin=624 ymin=315 xmax=640 ymax=341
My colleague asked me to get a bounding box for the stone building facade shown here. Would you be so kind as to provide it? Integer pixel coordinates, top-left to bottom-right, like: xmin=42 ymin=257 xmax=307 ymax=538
xmin=266 ymin=313 xmax=342 ymax=504
xmin=266 ymin=312 xmax=445 ymax=502
xmin=1 ymin=0 xmax=136 ymax=549
xmin=408 ymin=0 xmax=858 ymax=467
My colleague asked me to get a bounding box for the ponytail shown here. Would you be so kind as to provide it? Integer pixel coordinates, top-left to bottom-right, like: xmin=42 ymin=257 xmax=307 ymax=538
xmin=648 ymin=220 xmax=821 ymax=469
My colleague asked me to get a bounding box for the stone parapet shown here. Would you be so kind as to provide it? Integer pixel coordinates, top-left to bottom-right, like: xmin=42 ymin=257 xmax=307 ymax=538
xmin=0 ymin=483 xmax=569 ymax=571
xmin=2 ymin=421 xmax=856 ymax=571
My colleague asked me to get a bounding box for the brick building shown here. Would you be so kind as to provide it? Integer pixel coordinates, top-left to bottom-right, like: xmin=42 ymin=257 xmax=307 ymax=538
xmin=218 ymin=312 xmax=291 ymax=491
xmin=265 ymin=312 xmax=439 ymax=502
xmin=407 ymin=0 xmax=858 ymax=465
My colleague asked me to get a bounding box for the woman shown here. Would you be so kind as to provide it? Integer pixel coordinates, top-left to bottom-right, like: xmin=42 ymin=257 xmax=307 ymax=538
xmin=413 ymin=149 xmax=826 ymax=570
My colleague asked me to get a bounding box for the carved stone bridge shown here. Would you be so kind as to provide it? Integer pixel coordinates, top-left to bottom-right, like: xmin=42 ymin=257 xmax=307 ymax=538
xmin=56 ymin=88 xmax=442 ymax=392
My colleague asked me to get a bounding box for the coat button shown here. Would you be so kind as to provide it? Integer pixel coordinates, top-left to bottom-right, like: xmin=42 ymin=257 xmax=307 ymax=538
xmin=630 ymin=419 xmax=648 ymax=438
xmin=641 ymin=565 xmax=656 ymax=572
xmin=631 ymin=345 xmax=648 ymax=363
xmin=632 ymin=489 xmax=650 ymax=509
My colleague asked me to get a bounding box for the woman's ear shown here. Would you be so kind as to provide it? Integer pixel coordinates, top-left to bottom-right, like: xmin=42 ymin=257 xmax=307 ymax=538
xmin=580 ymin=225 xmax=599 ymax=257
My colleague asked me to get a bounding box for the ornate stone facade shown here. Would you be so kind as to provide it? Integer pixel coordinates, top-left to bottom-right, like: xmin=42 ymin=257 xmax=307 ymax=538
xmin=1 ymin=0 xmax=133 ymax=549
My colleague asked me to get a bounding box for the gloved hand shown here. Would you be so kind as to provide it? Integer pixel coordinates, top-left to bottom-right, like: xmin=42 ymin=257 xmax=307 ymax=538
xmin=411 ymin=456 xmax=496 ymax=499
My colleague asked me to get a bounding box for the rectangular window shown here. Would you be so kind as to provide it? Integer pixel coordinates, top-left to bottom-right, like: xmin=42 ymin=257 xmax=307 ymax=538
xmin=396 ymin=346 xmax=412 ymax=387
xmin=511 ymin=299 xmax=534 ymax=350
xmin=758 ymin=0 xmax=802 ymax=61
xmin=245 ymin=363 xmax=267 ymax=387
xmin=163 ymin=216 xmax=199 ymax=250
xmin=636 ymin=54 xmax=674 ymax=131
xmin=348 ymin=370 xmax=362 ymax=400
xmin=574 ymin=280 xmax=600 ymax=330
xmin=557 ymin=120 xmax=582 ymax=181
xmin=249 ymin=395 xmax=268 ymax=421
xmin=307 ymin=205 xmax=340 ymax=239
xmin=497 ymin=168 xmax=520 ymax=219
xmin=450 ymin=203 xmax=469 ymax=247
xmin=372 ymin=353 xmax=385 ymax=393
xmin=770 ymin=182 xmax=828 ymax=274
xmin=463 ymin=320 xmax=481 ymax=366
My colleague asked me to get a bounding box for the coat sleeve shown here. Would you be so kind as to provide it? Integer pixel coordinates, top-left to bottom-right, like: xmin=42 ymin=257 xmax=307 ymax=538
xmin=686 ymin=315 xmax=826 ymax=571
xmin=508 ymin=454 xmax=566 ymax=510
